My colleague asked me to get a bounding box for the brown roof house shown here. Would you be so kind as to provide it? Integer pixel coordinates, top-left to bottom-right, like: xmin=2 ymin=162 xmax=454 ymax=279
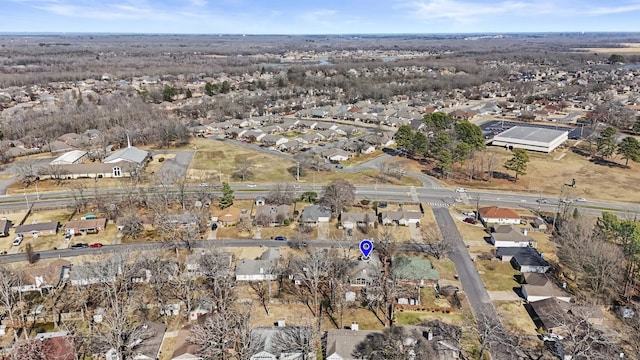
xmin=520 ymin=273 xmax=572 ymax=303
xmin=326 ymin=327 xmax=382 ymax=360
xmin=171 ymin=328 xmax=202 ymax=360
xmin=478 ymin=206 xmax=521 ymax=225
xmin=13 ymin=259 xmax=71 ymax=294
xmin=15 ymin=221 xmax=60 ymax=237
xmin=33 ymin=331 xmax=76 ymax=360
xmin=65 ymin=218 xmax=107 ymax=235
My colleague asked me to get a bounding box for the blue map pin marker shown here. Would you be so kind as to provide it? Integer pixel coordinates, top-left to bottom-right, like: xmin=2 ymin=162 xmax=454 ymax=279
xmin=359 ymin=239 xmax=373 ymax=259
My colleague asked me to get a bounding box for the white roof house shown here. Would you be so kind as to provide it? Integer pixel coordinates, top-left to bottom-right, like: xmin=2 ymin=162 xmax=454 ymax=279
xmin=50 ymin=150 xmax=87 ymax=165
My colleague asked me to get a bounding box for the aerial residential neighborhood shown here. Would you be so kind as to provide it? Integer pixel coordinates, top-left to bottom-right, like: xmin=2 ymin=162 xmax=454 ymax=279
xmin=1 ymin=25 xmax=640 ymax=360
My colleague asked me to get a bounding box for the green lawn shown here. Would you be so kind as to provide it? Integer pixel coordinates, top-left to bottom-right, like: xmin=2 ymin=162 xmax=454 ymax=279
xmin=475 ymin=260 xmax=521 ymax=292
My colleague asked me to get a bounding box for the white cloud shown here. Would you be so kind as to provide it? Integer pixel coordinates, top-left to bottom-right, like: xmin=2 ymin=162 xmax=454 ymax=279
xmin=400 ymin=0 xmax=640 ymax=23
xmin=587 ymin=2 xmax=640 ymax=15
xmin=188 ymin=0 xmax=208 ymax=6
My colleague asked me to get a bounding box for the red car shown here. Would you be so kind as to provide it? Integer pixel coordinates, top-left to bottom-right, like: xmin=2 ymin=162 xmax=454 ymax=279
xmin=463 ymin=217 xmax=477 ymax=225
xmin=89 ymin=243 xmax=103 ymax=248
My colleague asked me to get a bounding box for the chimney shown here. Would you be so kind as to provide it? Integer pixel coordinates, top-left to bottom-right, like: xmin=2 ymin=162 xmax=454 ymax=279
xmin=351 ymin=322 xmax=359 ymax=331
xmin=277 ymin=319 xmax=286 ymax=327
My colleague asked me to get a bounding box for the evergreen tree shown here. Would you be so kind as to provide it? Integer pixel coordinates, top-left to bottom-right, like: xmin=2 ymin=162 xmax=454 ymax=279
xmin=617 ymin=136 xmax=640 ymax=167
xmin=504 ymin=148 xmax=529 ymax=182
xmin=219 ymin=182 xmax=234 ymax=209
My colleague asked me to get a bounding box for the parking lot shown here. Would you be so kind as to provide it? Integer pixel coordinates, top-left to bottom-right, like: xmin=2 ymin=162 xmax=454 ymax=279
xmin=480 ymin=120 xmax=593 ymax=140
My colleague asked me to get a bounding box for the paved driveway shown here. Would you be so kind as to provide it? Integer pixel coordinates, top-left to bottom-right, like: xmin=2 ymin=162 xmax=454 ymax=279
xmin=317 ymin=222 xmax=330 ymax=240
xmin=155 ymin=150 xmax=195 ymax=179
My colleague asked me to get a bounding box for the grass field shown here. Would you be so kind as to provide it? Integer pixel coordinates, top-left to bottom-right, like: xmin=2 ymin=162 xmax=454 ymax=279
xmin=576 ymin=43 xmax=640 ymax=54
xmin=476 ymin=260 xmax=520 ymax=292
xmin=494 ymin=301 xmax=538 ymax=335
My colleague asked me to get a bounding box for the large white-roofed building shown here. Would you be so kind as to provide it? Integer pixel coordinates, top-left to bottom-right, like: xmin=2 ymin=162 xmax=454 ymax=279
xmin=492 ymin=126 xmax=568 ymax=153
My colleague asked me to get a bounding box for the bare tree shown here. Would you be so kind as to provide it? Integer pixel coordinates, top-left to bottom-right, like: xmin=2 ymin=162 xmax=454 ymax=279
xmin=353 ymin=326 xmax=439 ymax=360
xmin=248 ymin=280 xmax=271 ymax=316
xmin=417 ymin=225 xmax=453 ymax=260
xmin=42 ymin=164 xmax=70 ymax=185
xmin=0 ymin=267 xmax=24 ymax=340
xmin=7 ymin=337 xmax=55 ymax=360
xmin=190 ymin=307 xmax=254 ymax=360
xmin=199 ymin=251 xmax=237 ymax=313
xmin=15 ymin=159 xmax=41 ymax=186
xmin=320 ymin=179 xmax=355 ymax=214
xmin=287 ymin=249 xmax=332 ymax=320
xmin=266 ymin=183 xmax=295 ymax=205
xmin=88 ymin=255 xmax=152 ymax=359
xmin=554 ymin=217 xmax=625 ymax=301
xmin=234 ymin=157 xmax=255 ymax=182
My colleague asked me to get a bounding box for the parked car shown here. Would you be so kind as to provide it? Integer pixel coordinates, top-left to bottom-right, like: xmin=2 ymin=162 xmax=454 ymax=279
xmin=463 ymin=217 xmax=477 ymax=225
xmin=455 ymin=188 xmax=466 ymax=193
xmin=575 ymin=197 xmax=587 ymax=202
xmin=64 ymin=233 xmax=72 ymax=241
xmin=274 ymin=236 xmax=287 ymax=241
xmin=89 ymin=243 xmax=103 ymax=248
xmin=536 ymin=198 xmax=548 ymax=203
xmin=70 ymin=243 xmax=89 ymax=249
xmin=463 ymin=211 xmax=475 ymax=217
xmin=211 ymin=223 xmax=218 ymax=231
xmin=12 ymin=237 xmax=22 ymax=246
xmin=335 ymin=164 xmax=344 ymax=169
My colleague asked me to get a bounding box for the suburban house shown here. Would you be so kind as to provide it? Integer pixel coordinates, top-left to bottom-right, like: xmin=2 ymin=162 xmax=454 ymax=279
xmin=15 ymin=221 xmax=60 ymax=237
xmin=349 ymin=254 xmax=382 ymax=287
xmin=50 ymin=150 xmax=88 ymax=165
xmin=392 ymin=255 xmax=440 ymax=287
xmin=171 ymin=328 xmax=202 ymax=360
xmin=529 ymin=298 xmax=605 ymax=337
xmin=533 ymin=217 xmax=548 ymax=230
xmin=116 ymin=215 xmax=153 ymax=231
xmin=325 ymin=327 xmax=381 ymax=360
xmin=105 ymin=321 xmax=167 ymax=360
xmin=65 ymin=218 xmax=107 ymax=235
xmin=323 ymin=148 xmax=352 ymax=162
xmin=249 ymin=324 xmax=314 ymax=360
xmin=12 ymin=259 xmax=71 ymax=294
xmin=340 ymin=211 xmax=376 ymax=230
xmin=300 ymin=205 xmax=332 ymax=226
xmin=0 ymin=219 xmax=11 ymax=237
xmin=261 ymin=134 xmax=289 ymax=146
xmin=490 ymin=225 xmax=533 ymax=247
xmin=379 ymin=211 xmax=422 ymax=226
xmin=33 ymin=331 xmax=76 ymax=360
xmin=69 ymin=258 xmax=121 ymax=286
xmin=235 ymin=248 xmax=281 ymax=281
xmin=255 ymin=204 xmax=290 ymax=227
xmin=510 ymin=247 xmax=550 ymax=273
xmin=520 ymin=273 xmax=572 ymax=303
xmin=477 ymin=206 xmax=521 ymax=225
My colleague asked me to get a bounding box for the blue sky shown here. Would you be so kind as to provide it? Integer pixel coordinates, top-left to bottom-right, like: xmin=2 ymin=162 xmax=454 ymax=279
xmin=3 ymin=0 xmax=640 ymax=34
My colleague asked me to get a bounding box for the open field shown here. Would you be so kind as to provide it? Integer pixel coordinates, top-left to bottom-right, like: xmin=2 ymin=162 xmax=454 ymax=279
xmin=576 ymin=43 xmax=640 ymax=54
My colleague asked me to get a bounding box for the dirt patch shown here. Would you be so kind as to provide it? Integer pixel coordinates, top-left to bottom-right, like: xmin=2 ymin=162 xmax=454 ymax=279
xmin=576 ymin=44 xmax=640 ymax=54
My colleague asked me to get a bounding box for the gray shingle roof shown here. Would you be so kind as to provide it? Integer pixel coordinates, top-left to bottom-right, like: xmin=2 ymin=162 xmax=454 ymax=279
xmin=103 ymin=146 xmax=149 ymax=164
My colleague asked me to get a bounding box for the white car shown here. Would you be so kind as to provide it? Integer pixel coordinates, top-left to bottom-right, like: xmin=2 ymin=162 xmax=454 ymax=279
xmin=293 ymin=185 xmax=302 ymax=189
xmin=463 ymin=211 xmax=475 ymax=217
xmin=560 ymin=198 xmax=573 ymax=204
xmin=575 ymin=197 xmax=587 ymax=202
xmin=455 ymin=188 xmax=466 ymax=193
xmin=246 ymin=184 xmax=257 ymax=188
xmin=13 ymin=237 xmax=23 ymax=246
xmin=454 ymin=199 xmax=463 ymax=203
